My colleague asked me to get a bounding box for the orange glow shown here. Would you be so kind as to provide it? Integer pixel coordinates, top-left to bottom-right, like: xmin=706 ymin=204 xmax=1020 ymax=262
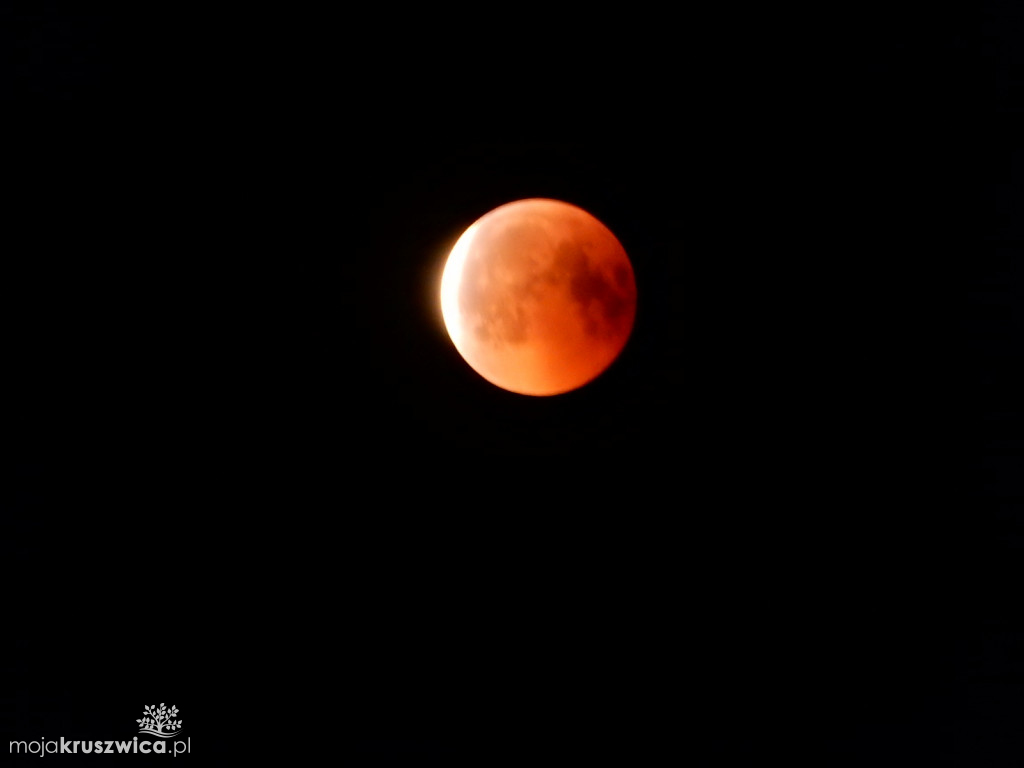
xmin=441 ymin=198 xmax=636 ymax=396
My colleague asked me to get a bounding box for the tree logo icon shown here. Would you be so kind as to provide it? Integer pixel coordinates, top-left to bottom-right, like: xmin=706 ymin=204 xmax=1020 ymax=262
xmin=136 ymin=704 xmax=182 ymax=738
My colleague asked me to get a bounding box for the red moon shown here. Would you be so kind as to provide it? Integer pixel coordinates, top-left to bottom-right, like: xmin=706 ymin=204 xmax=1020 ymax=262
xmin=440 ymin=198 xmax=637 ymax=396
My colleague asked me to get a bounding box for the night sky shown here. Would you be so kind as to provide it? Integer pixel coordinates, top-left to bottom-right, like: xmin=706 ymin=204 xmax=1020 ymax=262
xmin=5 ymin=4 xmax=1023 ymax=766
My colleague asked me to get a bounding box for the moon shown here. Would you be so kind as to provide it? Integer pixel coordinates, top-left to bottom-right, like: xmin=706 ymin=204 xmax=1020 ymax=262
xmin=440 ymin=198 xmax=637 ymax=396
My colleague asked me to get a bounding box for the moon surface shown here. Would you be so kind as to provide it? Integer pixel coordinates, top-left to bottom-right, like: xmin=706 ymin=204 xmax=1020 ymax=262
xmin=441 ymin=198 xmax=637 ymax=396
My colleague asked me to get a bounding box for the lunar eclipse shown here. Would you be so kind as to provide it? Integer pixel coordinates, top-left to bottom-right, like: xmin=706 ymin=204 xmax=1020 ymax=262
xmin=441 ymin=198 xmax=637 ymax=396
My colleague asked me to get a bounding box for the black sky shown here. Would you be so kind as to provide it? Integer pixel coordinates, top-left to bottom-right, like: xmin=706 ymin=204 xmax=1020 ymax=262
xmin=4 ymin=4 xmax=1023 ymax=766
